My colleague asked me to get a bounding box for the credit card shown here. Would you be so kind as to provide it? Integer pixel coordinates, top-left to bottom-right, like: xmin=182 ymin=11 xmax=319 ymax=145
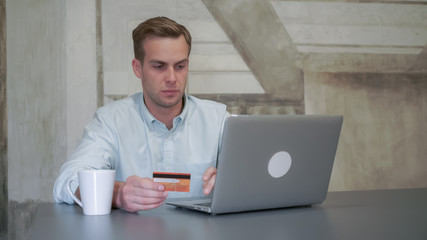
xmin=152 ymin=172 xmax=191 ymax=192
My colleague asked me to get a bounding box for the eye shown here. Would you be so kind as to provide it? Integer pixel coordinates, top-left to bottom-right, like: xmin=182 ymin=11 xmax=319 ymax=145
xmin=152 ymin=64 xmax=165 ymax=70
xmin=175 ymin=63 xmax=187 ymax=71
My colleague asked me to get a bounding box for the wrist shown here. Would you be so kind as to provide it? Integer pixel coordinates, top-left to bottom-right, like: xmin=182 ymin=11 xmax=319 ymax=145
xmin=112 ymin=181 xmax=124 ymax=209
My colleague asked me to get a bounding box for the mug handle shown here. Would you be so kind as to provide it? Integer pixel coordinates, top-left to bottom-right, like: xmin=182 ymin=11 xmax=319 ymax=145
xmin=67 ymin=178 xmax=83 ymax=208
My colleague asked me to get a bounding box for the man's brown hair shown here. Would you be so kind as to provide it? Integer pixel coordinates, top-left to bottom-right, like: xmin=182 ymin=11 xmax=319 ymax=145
xmin=132 ymin=16 xmax=192 ymax=62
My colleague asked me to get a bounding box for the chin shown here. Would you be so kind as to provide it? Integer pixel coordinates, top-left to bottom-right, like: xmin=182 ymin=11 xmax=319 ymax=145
xmin=162 ymin=99 xmax=182 ymax=109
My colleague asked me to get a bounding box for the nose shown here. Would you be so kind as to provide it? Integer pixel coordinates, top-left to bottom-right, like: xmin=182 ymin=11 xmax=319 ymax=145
xmin=165 ymin=66 xmax=177 ymax=84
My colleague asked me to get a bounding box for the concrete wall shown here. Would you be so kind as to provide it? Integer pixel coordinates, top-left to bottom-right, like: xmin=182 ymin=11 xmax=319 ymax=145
xmin=65 ymin=0 xmax=98 ymax=157
xmin=6 ymin=0 xmax=97 ymax=202
xmin=4 ymin=0 xmax=97 ymax=239
xmin=6 ymin=0 xmax=66 ymax=239
xmin=305 ymin=72 xmax=427 ymax=191
xmin=7 ymin=0 xmax=67 ymax=203
xmin=0 ymin=0 xmax=7 ymax=237
xmin=2 ymin=0 xmax=427 ymax=238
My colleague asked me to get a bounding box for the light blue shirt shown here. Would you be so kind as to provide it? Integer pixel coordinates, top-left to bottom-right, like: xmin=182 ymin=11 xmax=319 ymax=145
xmin=53 ymin=92 xmax=229 ymax=204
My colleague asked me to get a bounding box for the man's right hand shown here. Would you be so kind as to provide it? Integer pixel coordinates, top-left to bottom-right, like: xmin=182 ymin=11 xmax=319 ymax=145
xmin=113 ymin=175 xmax=168 ymax=212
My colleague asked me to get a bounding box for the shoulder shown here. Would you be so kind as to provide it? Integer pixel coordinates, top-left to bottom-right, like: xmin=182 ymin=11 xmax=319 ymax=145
xmin=96 ymin=93 xmax=142 ymax=117
xmin=95 ymin=93 xmax=142 ymax=122
xmin=187 ymin=95 xmax=227 ymax=113
xmin=185 ymin=95 xmax=229 ymax=126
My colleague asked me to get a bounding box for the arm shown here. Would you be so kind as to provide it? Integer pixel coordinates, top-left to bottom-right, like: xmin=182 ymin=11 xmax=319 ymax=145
xmin=53 ymin=110 xmax=118 ymax=204
xmin=72 ymin=176 xmax=168 ymax=212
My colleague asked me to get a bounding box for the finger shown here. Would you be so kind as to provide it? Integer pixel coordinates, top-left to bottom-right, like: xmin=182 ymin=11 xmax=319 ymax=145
xmin=123 ymin=197 xmax=167 ymax=212
xmin=138 ymin=177 xmax=166 ymax=191
xmin=127 ymin=176 xmax=166 ymax=193
xmin=133 ymin=187 xmax=168 ymax=198
xmin=131 ymin=194 xmax=168 ymax=206
xmin=203 ymin=174 xmax=216 ymax=195
xmin=121 ymin=177 xmax=167 ymax=208
xmin=121 ymin=191 xmax=168 ymax=212
xmin=136 ymin=202 xmax=164 ymax=211
xmin=202 ymin=167 xmax=217 ymax=181
xmin=121 ymin=189 xmax=165 ymax=206
xmin=122 ymin=181 xmax=166 ymax=199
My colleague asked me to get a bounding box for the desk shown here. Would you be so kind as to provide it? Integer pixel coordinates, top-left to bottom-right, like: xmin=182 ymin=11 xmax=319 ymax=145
xmin=30 ymin=188 xmax=427 ymax=240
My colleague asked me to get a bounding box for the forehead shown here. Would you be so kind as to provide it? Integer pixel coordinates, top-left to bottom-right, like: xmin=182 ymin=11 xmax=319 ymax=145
xmin=142 ymin=35 xmax=189 ymax=62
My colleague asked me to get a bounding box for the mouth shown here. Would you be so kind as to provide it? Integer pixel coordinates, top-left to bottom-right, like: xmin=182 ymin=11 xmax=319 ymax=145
xmin=161 ymin=89 xmax=180 ymax=96
xmin=162 ymin=89 xmax=178 ymax=93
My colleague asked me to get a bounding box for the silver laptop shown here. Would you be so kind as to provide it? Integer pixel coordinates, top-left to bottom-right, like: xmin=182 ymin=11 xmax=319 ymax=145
xmin=166 ymin=114 xmax=343 ymax=215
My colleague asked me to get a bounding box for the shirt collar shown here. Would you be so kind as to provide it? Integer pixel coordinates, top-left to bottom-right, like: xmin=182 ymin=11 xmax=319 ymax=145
xmin=176 ymin=94 xmax=188 ymax=122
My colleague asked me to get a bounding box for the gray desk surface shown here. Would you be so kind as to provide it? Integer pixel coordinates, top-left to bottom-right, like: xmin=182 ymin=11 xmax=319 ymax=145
xmin=30 ymin=188 xmax=427 ymax=240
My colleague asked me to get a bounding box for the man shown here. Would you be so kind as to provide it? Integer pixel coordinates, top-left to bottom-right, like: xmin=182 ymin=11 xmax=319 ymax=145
xmin=53 ymin=17 xmax=229 ymax=212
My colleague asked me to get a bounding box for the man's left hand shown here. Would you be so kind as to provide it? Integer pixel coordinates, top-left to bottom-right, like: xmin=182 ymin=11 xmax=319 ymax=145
xmin=202 ymin=167 xmax=217 ymax=195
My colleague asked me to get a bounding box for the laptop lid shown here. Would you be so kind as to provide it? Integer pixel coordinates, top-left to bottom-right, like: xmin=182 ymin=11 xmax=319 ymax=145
xmin=168 ymin=114 xmax=343 ymax=214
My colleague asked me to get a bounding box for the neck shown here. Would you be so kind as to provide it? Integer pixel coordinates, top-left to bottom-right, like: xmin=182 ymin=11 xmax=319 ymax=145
xmin=145 ymin=97 xmax=184 ymax=130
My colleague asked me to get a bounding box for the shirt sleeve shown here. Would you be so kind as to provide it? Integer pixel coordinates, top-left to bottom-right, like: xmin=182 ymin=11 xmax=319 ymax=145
xmin=53 ymin=110 xmax=118 ymax=204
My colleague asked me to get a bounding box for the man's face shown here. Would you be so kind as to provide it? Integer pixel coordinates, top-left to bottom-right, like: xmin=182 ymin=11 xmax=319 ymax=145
xmin=135 ymin=35 xmax=189 ymax=113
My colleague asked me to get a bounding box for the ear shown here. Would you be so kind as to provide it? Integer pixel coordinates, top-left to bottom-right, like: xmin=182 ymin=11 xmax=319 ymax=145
xmin=132 ymin=58 xmax=143 ymax=79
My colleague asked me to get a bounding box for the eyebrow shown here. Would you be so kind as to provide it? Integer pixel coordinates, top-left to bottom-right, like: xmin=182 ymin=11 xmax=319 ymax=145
xmin=149 ymin=58 xmax=188 ymax=65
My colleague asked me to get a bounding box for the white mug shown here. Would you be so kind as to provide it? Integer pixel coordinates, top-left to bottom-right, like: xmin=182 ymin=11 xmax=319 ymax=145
xmin=67 ymin=169 xmax=116 ymax=215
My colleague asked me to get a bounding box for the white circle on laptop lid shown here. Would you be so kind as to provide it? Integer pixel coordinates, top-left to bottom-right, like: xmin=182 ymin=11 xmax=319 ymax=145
xmin=268 ymin=151 xmax=292 ymax=178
